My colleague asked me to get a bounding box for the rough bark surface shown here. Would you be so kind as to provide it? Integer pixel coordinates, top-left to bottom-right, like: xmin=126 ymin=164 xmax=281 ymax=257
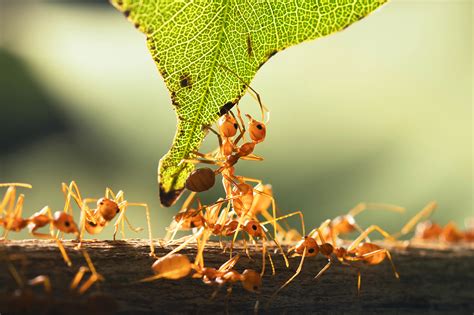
xmin=1 ymin=239 xmax=473 ymax=314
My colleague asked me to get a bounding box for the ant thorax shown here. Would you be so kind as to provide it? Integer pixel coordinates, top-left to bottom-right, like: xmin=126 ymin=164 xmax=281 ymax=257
xmin=85 ymin=217 xmax=107 ymax=234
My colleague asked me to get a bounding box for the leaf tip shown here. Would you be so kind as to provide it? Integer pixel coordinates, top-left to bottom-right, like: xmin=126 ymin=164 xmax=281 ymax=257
xmin=159 ymin=184 xmax=184 ymax=207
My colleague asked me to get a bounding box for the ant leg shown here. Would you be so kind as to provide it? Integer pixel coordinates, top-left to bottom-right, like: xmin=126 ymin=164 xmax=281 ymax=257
xmin=28 ymin=275 xmax=52 ymax=293
xmin=220 ymin=65 xmax=269 ymax=122
xmin=218 ymin=254 xmax=240 ymax=273
xmin=31 ymin=231 xmax=72 ymax=267
xmin=2 ymin=194 xmax=26 ymax=240
xmin=266 ymin=243 xmax=276 ymax=275
xmin=0 ymin=183 xmax=32 ymax=188
xmin=62 ymin=181 xmax=86 ymax=213
xmin=105 ymin=187 xmax=116 ymax=200
xmin=5 ymin=257 xmax=24 ymax=288
xmin=163 ymin=227 xmax=204 ymax=259
xmin=0 ymin=186 xmax=17 ymax=216
xmin=260 ymin=211 xmax=305 ymax=238
xmin=272 ymin=248 xmax=307 ymax=297
xmin=233 ymin=105 xmax=247 ymax=144
xmin=260 ymin=239 xmax=266 ymax=276
xmin=122 ymin=202 xmax=155 ymax=257
xmin=348 ymin=225 xmax=395 ymax=251
xmin=180 ymin=158 xmax=221 ymax=166
xmin=361 ymin=248 xmax=399 ymax=279
xmin=357 ymin=269 xmax=361 ymax=296
xmin=203 ymin=125 xmax=223 ymax=149
xmin=393 ymin=201 xmax=437 ymax=238
xmin=77 ymin=250 xmax=104 ymax=294
xmin=195 ymin=229 xmax=212 ymax=268
xmin=240 ymin=155 xmax=264 ymax=162
xmin=348 ymin=202 xmax=405 ymax=217
xmin=165 ymin=192 xmax=197 ymax=242
xmin=70 ymin=266 xmax=89 ymax=291
xmin=314 ymin=259 xmax=332 ymax=281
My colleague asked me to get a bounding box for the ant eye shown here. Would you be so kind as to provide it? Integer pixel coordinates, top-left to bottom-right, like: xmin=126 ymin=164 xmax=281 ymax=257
xmin=256 ymin=124 xmax=262 ymax=130
xmin=252 ymin=225 xmax=257 ymax=231
xmin=308 ymin=248 xmax=315 ymax=254
xmin=233 ymin=123 xmax=238 ymax=129
xmin=100 ymin=202 xmax=104 ymax=205
xmin=64 ymin=220 xmax=70 ymax=227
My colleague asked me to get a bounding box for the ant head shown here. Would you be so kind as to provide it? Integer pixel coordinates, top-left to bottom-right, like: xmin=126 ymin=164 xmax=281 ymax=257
xmin=243 ymin=220 xmax=264 ymax=238
xmin=241 ymin=269 xmax=262 ymax=293
xmin=414 ymin=220 xmax=442 ymax=240
xmin=331 ymin=215 xmax=356 ymax=234
xmin=53 ymin=211 xmax=79 ymax=235
xmin=295 ymin=237 xmax=319 ymax=257
xmin=246 ymin=114 xmax=266 ymax=143
xmin=97 ymin=198 xmax=120 ymax=221
xmin=218 ymin=113 xmax=239 ymax=137
xmin=440 ymin=222 xmax=464 ymax=242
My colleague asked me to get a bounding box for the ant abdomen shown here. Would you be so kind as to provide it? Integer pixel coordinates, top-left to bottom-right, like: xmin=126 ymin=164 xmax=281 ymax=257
xmin=151 ymin=254 xmax=193 ymax=280
xmin=185 ymin=168 xmax=215 ymax=192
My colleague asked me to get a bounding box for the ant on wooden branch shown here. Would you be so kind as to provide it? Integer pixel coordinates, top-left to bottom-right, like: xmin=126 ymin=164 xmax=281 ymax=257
xmin=0 ymin=183 xmax=79 ymax=266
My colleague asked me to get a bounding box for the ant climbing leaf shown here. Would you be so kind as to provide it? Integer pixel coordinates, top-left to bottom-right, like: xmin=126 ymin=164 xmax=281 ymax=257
xmin=110 ymin=0 xmax=387 ymax=207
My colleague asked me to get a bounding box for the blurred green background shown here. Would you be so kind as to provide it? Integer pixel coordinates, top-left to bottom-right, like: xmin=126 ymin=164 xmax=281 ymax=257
xmin=1 ymin=0 xmax=472 ymax=240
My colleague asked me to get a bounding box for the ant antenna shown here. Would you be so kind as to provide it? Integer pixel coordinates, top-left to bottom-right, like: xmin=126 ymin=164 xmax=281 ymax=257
xmin=219 ymin=64 xmax=269 ymax=123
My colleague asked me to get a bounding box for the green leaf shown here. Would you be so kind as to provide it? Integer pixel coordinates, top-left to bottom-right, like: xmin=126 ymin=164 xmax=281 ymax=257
xmin=111 ymin=0 xmax=387 ymax=206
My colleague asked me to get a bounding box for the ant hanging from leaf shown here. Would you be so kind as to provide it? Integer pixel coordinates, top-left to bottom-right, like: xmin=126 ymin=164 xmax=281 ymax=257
xmin=0 ymin=183 xmax=79 ymax=266
xmin=182 ymin=63 xmax=269 ymax=195
xmin=61 ymin=180 xmax=156 ymax=257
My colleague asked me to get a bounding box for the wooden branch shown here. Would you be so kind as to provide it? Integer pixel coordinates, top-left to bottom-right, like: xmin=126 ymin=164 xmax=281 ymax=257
xmin=1 ymin=239 xmax=473 ymax=314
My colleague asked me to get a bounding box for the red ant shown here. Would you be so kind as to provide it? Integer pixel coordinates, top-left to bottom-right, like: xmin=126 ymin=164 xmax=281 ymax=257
xmin=164 ymin=197 xmax=284 ymax=276
xmin=1 ymin=250 xmax=112 ymax=313
xmin=274 ymin=220 xmax=398 ymax=297
xmin=320 ymin=202 xmax=405 ymax=245
xmin=141 ymin=253 xmax=262 ymax=294
xmin=61 ymin=181 xmax=156 ymax=257
xmin=0 ymin=183 xmax=79 ymax=266
xmin=413 ymin=219 xmax=474 ymax=243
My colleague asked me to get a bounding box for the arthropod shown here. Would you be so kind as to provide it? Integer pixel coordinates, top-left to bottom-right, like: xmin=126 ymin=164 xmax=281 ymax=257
xmin=274 ymin=221 xmax=398 ymax=296
xmin=0 ymin=183 xmax=79 ymax=266
xmin=413 ymin=219 xmax=473 ymax=243
xmin=61 ymin=180 xmax=155 ymax=256
xmin=320 ymin=202 xmax=405 ymax=245
xmin=1 ymin=250 xmax=113 ymax=314
xmin=141 ymin=254 xmax=262 ymax=294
